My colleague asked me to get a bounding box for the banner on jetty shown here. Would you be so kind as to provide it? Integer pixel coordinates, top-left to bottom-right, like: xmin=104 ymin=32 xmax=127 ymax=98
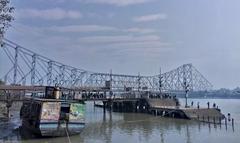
xmin=69 ymin=103 xmax=85 ymax=122
xmin=41 ymin=102 xmax=61 ymax=121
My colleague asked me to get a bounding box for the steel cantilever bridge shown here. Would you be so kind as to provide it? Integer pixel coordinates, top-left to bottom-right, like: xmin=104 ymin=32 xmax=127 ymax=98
xmin=0 ymin=39 xmax=213 ymax=93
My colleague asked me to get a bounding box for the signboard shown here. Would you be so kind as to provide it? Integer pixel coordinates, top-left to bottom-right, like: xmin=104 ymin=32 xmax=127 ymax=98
xmin=69 ymin=103 xmax=85 ymax=122
xmin=40 ymin=102 xmax=61 ymax=121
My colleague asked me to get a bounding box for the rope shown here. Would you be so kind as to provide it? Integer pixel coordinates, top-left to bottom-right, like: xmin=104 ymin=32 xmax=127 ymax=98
xmin=64 ymin=121 xmax=72 ymax=143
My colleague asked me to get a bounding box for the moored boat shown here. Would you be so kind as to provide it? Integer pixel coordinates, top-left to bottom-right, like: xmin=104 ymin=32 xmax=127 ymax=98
xmin=20 ymin=86 xmax=85 ymax=137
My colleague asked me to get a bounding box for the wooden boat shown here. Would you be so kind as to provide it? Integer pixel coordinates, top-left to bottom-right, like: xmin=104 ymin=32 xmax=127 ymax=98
xmin=20 ymin=86 xmax=85 ymax=137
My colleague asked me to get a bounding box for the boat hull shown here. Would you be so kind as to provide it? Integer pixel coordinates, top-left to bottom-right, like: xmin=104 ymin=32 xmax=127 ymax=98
xmin=21 ymin=120 xmax=85 ymax=137
xmin=39 ymin=122 xmax=85 ymax=137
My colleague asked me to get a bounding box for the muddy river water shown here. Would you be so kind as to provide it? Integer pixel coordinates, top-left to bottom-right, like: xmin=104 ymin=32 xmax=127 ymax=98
xmin=0 ymin=98 xmax=239 ymax=143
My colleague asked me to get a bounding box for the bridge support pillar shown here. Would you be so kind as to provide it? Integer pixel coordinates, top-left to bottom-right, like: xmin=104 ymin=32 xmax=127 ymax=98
xmin=103 ymin=101 xmax=106 ymax=113
xmin=108 ymin=100 xmax=113 ymax=111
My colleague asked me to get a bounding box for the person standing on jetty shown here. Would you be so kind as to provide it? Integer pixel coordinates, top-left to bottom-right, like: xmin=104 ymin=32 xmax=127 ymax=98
xmin=213 ymin=103 xmax=216 ymax=108
xmin=197 ymin=102 xmax=200 ymax=109
xmin=207 ymin=102 xmax=210 ymax=109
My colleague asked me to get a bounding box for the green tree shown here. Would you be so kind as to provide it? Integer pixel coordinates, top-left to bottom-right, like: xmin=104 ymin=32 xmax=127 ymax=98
xmin=0 ymin=79 xmax=5 ymax=85
xmin=0 ymin=0 xmax=14 ymax=40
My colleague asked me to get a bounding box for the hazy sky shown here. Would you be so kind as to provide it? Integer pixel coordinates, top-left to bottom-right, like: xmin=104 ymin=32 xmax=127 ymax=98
xmin=4 ymin=0 xmax=240 ymax=89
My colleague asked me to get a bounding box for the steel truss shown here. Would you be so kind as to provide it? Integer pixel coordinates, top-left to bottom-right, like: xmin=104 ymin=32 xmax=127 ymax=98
xmin=0 ymin=39 xmax=213 ymax=92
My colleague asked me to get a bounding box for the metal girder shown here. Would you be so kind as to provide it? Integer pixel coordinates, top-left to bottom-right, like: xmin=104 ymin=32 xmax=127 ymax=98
xmin=13 ymin=46 xmax=18 ymax=84
xmin=47 ymin=61 xmax=53 ymax=86
xmin=31 ymin=54 xmax=36 ymax=85
xmin=0 ymin=39 xmax=213 ymax=93
xmin=151 ymin=64 xmax=213 ymax=92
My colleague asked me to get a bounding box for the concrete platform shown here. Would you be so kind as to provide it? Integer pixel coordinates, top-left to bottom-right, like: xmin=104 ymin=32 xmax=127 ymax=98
xmin=94 ymin=98 xmax=225 ymax=123
xmin=182 ymin=108 xmax=225 ymax=122
xmin=147 ymin=98 xmax=225 ymax=123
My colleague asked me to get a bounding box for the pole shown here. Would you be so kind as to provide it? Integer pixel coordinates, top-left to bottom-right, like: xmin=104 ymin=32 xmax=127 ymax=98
xmin=159 ymin=67 xmax=162 ymax=94
xmin=184 ymin=83 xmax=189 ymax=108
xmin=232 ymin=118 xmax=234 ymax=132
xmin=138 ymin=72 xmax=141 ymax=92
xmin=110 ymin=69 xmax=113 ymax=98
xmin=225 ymin=117 xmax=227 ymax=130
xmin=185 ymin=90 xmax=188 ymax=108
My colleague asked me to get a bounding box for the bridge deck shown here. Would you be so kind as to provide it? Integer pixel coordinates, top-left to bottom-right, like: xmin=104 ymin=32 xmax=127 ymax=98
xmin=0 ymin=85 xmax=109 ymax=92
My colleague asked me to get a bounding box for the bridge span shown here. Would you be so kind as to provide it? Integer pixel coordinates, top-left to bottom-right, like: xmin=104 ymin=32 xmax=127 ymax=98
xmin=0 ymin=39 xmax=212 ymax=93
xmin=0 ymin=39 xmax=222 ymax=123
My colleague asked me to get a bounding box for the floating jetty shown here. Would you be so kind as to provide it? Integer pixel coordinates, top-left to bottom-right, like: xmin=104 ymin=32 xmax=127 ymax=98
xmin=96 ymin=97 xmax=225 ymax=123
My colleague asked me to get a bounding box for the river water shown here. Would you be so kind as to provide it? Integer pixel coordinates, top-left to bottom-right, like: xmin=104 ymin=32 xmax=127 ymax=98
xmin=0 ymin=99 xmax=239 ymax=143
